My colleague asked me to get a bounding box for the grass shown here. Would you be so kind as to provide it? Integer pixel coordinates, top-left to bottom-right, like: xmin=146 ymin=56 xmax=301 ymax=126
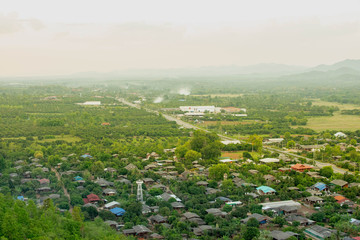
xmin=311 ymin=99 xmax=360 ymax=110
xmin=296 ymin=99 xmax=360 ymax=131
xmin=305 ymin=112 xmax=360 ymax=131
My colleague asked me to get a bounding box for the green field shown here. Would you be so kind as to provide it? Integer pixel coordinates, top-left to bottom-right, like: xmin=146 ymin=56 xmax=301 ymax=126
xmin=305 ymin=112 xmax=360 ymax=131
xmin=311 ymin=99 xmax=360 ymax=110
xmin=302 ymin=100 xmax=360 ymax=131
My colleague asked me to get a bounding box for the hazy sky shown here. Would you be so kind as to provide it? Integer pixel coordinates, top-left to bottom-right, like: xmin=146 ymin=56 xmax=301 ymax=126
xmin=1 ymin=0 xmax=360 ymax=76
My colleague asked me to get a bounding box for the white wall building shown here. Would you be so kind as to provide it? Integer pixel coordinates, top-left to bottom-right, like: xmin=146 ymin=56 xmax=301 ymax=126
xmin=81 ymin=101 xmax=101 ymax=106
xmin=180 ymin=106 xmax=221 ymax=113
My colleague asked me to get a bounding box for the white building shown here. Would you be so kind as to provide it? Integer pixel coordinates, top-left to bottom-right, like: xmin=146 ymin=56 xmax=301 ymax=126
xmin=259 ymin=158 xmax=280 ymax=164
xmin=79 ymin=101 xmax=101 ymax=106
xmin=221 ymin=140 xmax=241 ymax=145
xmin=334 ymin=132 xmax=347 ymax=138
xmin=180 ymin=106 xmax=221 ymax=113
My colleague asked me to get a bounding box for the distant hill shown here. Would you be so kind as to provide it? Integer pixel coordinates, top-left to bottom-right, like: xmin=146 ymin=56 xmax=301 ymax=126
xmin=311 ymin=59 xmax=360 ymax=72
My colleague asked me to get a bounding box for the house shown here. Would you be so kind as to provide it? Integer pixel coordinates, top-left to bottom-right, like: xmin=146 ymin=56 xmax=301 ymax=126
xmin=143 ymin=178 xmax=155 ymax=185
xmin=205 ymin=208 xmax=227 ymax=217
xmin=104 ymin=201 xmax=121 ymax=209
xmin=124 ymin=163 xmax=138 ymax=171
xmin=37 ymin=187 xmax=51 ymax=193
xmin=249 ymin=169 xmax=259 ymax=175
xmin=311 ymin=182 xmax=328 ymax=192
xmin=241 ymin=213 xmax=268 ymax=225
xmin=330 ymin=179 xmax=348 ymax=189
xmin=334 ymin=132 xmax=347 ymax=138
xmin=23 ymin=171 xmax=31 ymax=178
xmin=216 ymin=196 xmax=232 ymax=202
xmin=94 ymin=178 xmax=114 ymax=188
xmin=196 ymin=181 xmax=209 ymax=187
xmin=261 ymin=200 xmax=301 ymax=214
xmin=83 ymin=193 xmax=101 ymax=204
xmin=206 ymin=187 xmax=221 ymax=195
xmin=304 ymin=225 xmax=337 ymax=240
xmin=260 ymin=158 xmax=280 ymax=164
xmin=299 ymin=145 xmax=325 ymax=152
xmin=149 ymin=233 xmax=164 ymax=239
xmin=105 ymin=220 xmax=118 ymax=229
xmin=158 ymin=192 xmax=181 ymax=202
xmin=256 ymin=186 xmax=276 ymax=195
xmin=226 ymin=201 xmax=243 ymax=206
xmin=263 ymin=138 xmax=284 ymax=145
xmin=38 ymin=178 xmax=50 ymax=185
xmin=278 ymin=168 xmax=291 ymax=172
xmin=305 ymin=196 xmax=323 ymax=204
xmin=149 ymin=214 xmax=167 ymax=224
xmin=270 ymin=230 xmax=299 ymax=240
xmin=110 ymin=207 xmax=126 ymax=217
xmin=123 ymin=225 xmax=152 ymax=237
xmin=74 ymin=176 xmax=83 ymax=181
xmin=150 ymin=184 xmax=167 ymax=191
xmin=286 ymin=215 xmax=315 ymax=226
xmin=182 ymin=212 xmax=205 ymax=225
xmin=291 ymin=164 xmax=313 ymax=172
xmin=263 ymin=174 xmax=277 ymax=182
xmin=193 ymin=225 xmax=213 ymax=236
xmin=101 ymin=122 xmax=111 ymax=126
xmin=171 ymin=201 xmax=185 ymax=210
xmin=80 ymin=154 xmax=93 ymax=158
xmin=103 ymin=188 xmax=117 ymax=196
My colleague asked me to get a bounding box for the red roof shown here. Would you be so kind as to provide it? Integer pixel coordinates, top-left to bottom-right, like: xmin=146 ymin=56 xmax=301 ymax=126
xmin=87 ymin=193 xmax=100 ymax=202
xmin=291 ymin=164 xmax=313 ymax=170
xmin=352 ymin=237 xmax=360 ymax=240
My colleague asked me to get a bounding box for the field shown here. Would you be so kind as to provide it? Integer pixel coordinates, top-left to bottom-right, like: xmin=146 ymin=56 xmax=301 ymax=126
xmin=201 ymin=120 xmax=259 ymax=126
xmin=311 ymin=99 xmax=360 ymax=110
xmin=221 ymin=151 xmax=260 ymax=160
xmin=306 ymin=113 xmax=360 ymax=131
xmin=300 ymin=99 xmax=360 ymax=131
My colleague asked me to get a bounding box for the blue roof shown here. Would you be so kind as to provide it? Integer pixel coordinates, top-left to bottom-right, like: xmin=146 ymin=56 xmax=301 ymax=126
xmin=314 ymin=182 xmax=327 ymax=191
xmin=256 ymin=186 xmax=276 ymax=193
xmin=74 ymin=176 xmax=83 ymax=181
xmin=17 ymin=196 xmax=24 ymax=201
xmin=81 ymin=154 xmax=92 ymax=158
xmin=110 ymin=207 xmax=126 ymax=216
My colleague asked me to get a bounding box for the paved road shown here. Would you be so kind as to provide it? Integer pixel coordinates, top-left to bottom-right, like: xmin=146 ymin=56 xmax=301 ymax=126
xmin=117 ymin=98 xmax=351 ymax=174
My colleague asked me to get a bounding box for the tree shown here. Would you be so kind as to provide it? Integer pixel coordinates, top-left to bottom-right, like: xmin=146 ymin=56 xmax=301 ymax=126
xmin=184 ymin=150 xmax=201 ymax=167
xmin=249 ymin=135 xmax=263 ymax=152
xmin=34 ymin=151 xmax=44 ymax=159
xmin=246 ymin=218 xmax=259 ymax=228
xmin=319 ymin=166 xmax=333 ymax=178
xmin=244 ymin=227 xmax=259 ymax=240
xmin=209 ymin=164 xmax=229 ymax=181
xmin=201 ymin=142 xmax=221 ymax=160
xmin=287 ymin=140 xmax=296 ymax=148
xmin=91 ymin=161 xmax=105 ymax=176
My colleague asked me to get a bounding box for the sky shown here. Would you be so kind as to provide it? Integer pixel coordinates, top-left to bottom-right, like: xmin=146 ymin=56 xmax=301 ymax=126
xmin=0 ymin=0 xmax=360 ymax=76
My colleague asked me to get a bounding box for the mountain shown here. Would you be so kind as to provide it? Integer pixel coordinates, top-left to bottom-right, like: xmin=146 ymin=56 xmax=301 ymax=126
xmin=311 ymin=59 xmax=360 ymax=72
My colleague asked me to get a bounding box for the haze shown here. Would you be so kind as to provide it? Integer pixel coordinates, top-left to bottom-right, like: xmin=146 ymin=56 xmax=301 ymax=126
xmin=1 ymin=0 xmax=360 ymax=76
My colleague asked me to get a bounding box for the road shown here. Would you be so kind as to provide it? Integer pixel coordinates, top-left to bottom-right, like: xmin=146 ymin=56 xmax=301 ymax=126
xmin=51 ymin=167 xmax=73 ymax=211
xmin=117 ymin=98 xmax=351 ymax=174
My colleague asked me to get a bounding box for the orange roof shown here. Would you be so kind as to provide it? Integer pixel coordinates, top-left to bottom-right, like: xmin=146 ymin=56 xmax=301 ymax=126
xmin=334 ymin=195 xmax=346 ymax=201
xmin=291 ymin=164 xmax=313 ymax=170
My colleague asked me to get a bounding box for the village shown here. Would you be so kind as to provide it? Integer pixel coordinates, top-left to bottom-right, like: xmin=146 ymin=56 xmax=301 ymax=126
xmin=4 ymin=127 xmax=360 ymax=240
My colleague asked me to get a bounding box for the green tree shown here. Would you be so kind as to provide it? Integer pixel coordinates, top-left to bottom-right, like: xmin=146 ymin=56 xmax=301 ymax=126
xmin=319 ymin=166 xmax=333 ymax=178
xmin=244 ymin=227 xmax=259 ymax=240
xmin=184 ymin=150 xmax=201 ymax=167
xmin=209 ymin=164 xmax=229 ymax=181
